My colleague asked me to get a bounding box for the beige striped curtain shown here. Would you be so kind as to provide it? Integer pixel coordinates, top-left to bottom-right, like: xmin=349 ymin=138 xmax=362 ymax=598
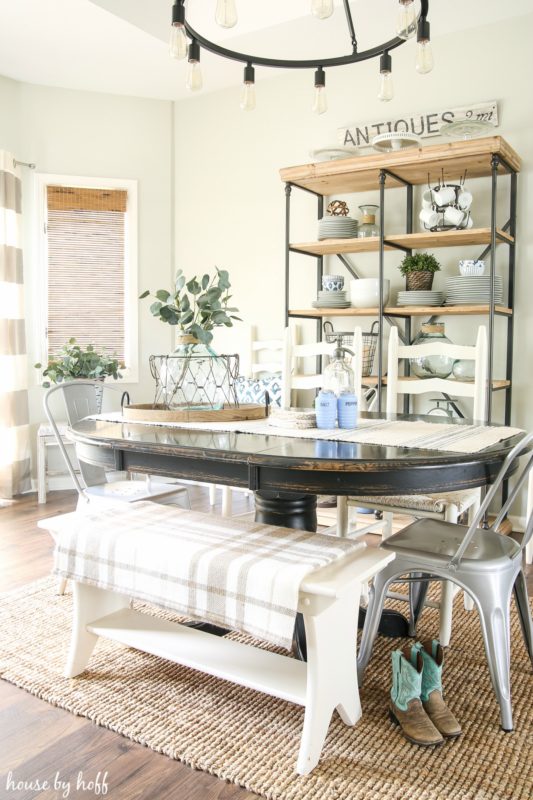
xmin=0 ymin=152 xmax=31 ymax=498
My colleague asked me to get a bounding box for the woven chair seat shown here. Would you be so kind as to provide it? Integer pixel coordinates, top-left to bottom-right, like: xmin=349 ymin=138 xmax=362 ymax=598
xmin=351 ymin=489 xmax=478 ymax=515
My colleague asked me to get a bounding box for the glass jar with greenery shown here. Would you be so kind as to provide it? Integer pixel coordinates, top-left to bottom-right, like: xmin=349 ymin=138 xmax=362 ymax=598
xmin=140 ymin=268 xmax=241 ymax=409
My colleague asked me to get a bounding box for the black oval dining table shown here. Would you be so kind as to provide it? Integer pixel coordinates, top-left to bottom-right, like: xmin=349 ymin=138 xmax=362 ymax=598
xmin=68 ymin=412 xmax=525 ymax=652
xmin=69 ymin=412 xmax=524 ymax=520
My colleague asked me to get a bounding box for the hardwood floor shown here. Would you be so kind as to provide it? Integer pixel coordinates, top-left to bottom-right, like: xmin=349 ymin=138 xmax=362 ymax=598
xmin=0 ymin=488 xmax=259 ymax=800
xmin=0 ymin=489 xmax=530 ymax=800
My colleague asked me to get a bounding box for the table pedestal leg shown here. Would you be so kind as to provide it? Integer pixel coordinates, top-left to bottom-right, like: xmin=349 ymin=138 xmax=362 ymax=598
xmin=254 ymin=491 xmax=317 ymax=532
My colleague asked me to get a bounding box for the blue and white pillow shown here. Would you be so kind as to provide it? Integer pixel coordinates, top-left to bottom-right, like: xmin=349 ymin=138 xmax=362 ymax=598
xmin=235 ymin=373 xmax=283 ymax=407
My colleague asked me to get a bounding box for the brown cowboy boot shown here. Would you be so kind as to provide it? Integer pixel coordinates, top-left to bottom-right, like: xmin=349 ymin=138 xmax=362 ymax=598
xmin=389 ymin=646 xmax=444 ymax=747
xmin=414 ymin=639 xmax=462 ymax=739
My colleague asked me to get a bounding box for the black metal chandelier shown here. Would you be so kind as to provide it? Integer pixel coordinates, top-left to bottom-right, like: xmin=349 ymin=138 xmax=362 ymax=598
xmin=169 ymin=1 xmax=433 ymax=112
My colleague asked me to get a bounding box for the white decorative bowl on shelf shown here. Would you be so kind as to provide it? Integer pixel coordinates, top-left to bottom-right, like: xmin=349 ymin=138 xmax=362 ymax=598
xmin=459 ymin=259 xmax=485 ymax=276
xmin=350 ymin=278 xmax=390 ymax=308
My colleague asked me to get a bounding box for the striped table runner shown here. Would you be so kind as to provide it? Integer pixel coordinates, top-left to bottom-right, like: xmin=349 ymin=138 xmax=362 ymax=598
xmin=53 ymin=502 xmax=363 ymax=650
xmin=91 ymin=413 xmax=524 ymax=454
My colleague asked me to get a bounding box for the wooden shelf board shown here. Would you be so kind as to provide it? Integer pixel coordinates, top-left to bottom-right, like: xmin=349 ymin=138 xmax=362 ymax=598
xmin=280 ymin=136 xmax=521 ymax=195
xmin=88 ymin=609 xmax=307 ymax=706
xmin=385 ymin=304 xmax=512 ymax=317
xmin=289 ymin=305 xmax=512 ymax=318
xmin=362 ymin=376 xmax=510 ymax=390
xmin=290 ymin=228 xmax=513 ymax=256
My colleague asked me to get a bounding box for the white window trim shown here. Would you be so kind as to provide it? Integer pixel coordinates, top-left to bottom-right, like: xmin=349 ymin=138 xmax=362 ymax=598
xmin=32 ymin=173 xmax=139 ymax=384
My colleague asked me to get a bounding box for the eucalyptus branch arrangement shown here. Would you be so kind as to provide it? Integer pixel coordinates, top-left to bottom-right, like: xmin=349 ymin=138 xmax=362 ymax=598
xmin=35 ymin=339 xmax=122 ymax=388
xmin=139 ymin=268 xmax=241 ymax=346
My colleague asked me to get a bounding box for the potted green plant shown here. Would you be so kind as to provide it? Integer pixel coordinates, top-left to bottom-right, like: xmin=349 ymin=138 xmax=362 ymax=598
xmin=139 ymin=267 xmax=240 ymax=346
xmin=140 ymin=268 xmax=241 ymax=409
xmin=35 ymin=339 xmax=122 ymax=388
xmin=398 ymin=253 xmax=441 ymax=291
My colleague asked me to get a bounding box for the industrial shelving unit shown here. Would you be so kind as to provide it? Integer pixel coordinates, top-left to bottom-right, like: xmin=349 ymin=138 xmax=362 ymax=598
xmin=280 ymin=136 xmax=520 ymax=423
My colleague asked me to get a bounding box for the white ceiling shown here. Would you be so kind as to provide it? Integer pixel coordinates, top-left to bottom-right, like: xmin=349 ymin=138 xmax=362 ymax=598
xmin=0 ymin=0 xmax=530 ymax=101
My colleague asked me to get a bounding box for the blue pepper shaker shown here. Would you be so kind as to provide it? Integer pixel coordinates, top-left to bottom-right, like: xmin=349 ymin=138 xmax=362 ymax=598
xmin=315 ymin=390 xmax=337 ymax=429
xmin=337 ymin=391 xmax=358 ymax=429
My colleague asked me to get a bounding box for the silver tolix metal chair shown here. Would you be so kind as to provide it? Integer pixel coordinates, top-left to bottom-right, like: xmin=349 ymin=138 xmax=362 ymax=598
xmin=43 ymin=381 xmax=190 ymax=510
xmin=357 ymin=432 xmax=533 ymax=732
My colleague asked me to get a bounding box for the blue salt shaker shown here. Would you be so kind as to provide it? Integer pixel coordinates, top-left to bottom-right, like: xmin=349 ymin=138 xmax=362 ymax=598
xmin=315 ymin=390 xmax=337 ymax=429
xmin=337 ymin=391 xmax=358 ymax=429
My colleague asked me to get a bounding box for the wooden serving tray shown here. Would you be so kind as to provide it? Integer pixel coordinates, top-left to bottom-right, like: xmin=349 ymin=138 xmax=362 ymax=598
xmin=123 ymin=403 xmax=267 ymax=423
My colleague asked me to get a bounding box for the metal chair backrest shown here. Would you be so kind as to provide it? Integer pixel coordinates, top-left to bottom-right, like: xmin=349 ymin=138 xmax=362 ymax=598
xmin=448 ymin=432 xmax=533 ymax=568
xmin=386 ymin=325 xmax=488 ymax=422
xmin=281 ymin=326 xmax=363 ymax=410
xmin=44 ymin=381 xmax=126 ymax=492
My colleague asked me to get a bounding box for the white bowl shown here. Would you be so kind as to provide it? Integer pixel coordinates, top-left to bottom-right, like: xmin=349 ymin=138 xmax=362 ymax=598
xmin=459 ymin=260 xmax=485 ymax=276
xmin=350 ymin=278 xmax=390 ymax=308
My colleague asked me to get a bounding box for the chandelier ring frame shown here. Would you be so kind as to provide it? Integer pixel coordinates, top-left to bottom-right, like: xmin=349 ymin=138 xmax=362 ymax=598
xmin=181 ymin=0 xmax=430 ymax=70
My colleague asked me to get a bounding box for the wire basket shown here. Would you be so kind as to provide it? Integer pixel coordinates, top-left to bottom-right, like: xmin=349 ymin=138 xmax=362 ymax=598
xmin=323 ymin=321 xmax=378 ymax=377
xmin=149 ymin=352 xmax=240 ymax=410
xmin=361 ymin=321 xmax=378 ymax=377
xmin=323 ymin=321 xmax=354 ymax=348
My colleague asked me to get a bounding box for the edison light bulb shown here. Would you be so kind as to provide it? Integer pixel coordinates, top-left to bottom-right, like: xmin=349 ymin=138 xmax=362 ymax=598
xmin=311 ymin=0 xmax=334 ymax=20
xmin=186 ymin=61 xmax=203 ymax=91
xmin=312 ymin=85 xmax=328 ymax=115
xmin=169 ymin=24 xmax=188 ymax=60
xmin=416 ymin=40 xmax=434 ymax=73
xmin=216 ymin=0 xmax=238 ymax=28
xmin=241 ymin=82 xmax=256 ymax=111
xmin=378 ymin=71 xmax=394 ymax=101
xmin=396 ymin=0 xmax=417 ymax=40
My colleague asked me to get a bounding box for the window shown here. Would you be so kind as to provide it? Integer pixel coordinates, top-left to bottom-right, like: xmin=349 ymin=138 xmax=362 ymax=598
xmin=34 ymin=175 xmax=138 ymax=382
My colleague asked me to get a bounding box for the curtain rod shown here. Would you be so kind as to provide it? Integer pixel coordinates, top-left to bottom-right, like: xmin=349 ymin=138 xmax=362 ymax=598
xmin=13 ymin=159 xmax=36 ymax=169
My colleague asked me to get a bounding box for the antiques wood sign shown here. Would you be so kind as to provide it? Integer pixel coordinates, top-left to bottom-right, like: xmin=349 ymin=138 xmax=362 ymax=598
xmin=338 ymin=101 xmax=498 ymax=148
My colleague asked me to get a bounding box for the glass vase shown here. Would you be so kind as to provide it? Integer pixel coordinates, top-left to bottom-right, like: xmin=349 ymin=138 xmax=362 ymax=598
xmin=358 ymin=204 xmax=380 ymax=238
xmin=410 ymin=323 xmax=455 ymax=379
xmin=152 ymin=334 xmax=232 ymax=410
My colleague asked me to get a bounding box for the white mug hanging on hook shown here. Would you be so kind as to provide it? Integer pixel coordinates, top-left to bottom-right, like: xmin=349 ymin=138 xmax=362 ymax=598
xmin=419 ymin=169 xmax=474 ymax=232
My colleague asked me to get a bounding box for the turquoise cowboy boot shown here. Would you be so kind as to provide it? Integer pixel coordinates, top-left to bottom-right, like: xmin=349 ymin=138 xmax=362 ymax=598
xmin=389 ymin=646 xmax=444 ymax=746
xmin=413 ymin=639 xmax=462 ymax=739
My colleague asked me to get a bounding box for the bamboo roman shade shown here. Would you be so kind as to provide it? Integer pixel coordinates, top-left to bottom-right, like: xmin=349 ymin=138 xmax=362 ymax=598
xmin=46 ymin=185 xmax=127 ymax=362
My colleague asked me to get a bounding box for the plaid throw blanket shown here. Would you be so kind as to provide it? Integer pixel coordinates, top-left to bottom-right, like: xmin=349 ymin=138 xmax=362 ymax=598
xmin=53 ymin=502 xmax=361 ymax=649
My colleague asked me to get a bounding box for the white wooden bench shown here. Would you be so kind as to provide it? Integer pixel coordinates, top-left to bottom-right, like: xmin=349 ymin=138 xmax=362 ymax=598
xmin=41 ymin=508 xmax=394 ymax=775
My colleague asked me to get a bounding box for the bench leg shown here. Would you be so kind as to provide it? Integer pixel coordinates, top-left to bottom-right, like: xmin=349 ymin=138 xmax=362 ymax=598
xmin=37 ymin=436 xmax=47 ymax=504
xmin=65 ymin=583 xmax=130 ymax=678
xmin=297 ymin=585 xmax=361 ymax=775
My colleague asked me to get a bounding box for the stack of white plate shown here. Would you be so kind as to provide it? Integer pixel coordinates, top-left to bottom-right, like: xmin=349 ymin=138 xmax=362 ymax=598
xmin=269 ymin=408 xmax=317 ymax=429
xmin=397 ymin=290 xmax=444 ymax=307
xmin=312 ymin=290 xmax=351 ymax=309
xmin=318 ymin=216 xmax=358 ymax=240
xmin=445 ymin=276 xmax=503 ymax=305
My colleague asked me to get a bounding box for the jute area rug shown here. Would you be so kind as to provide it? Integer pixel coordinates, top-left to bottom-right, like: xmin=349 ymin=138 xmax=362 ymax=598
xmin=0 ymin=577 xmax=532 ymax=800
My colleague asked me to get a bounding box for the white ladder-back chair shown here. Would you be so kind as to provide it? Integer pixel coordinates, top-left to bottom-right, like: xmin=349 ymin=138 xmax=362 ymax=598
xmin=348 ymin=325 xmax=488 ymax=645
xmin=281 ymin=327 xmax=337 ymax=411
xmin=386 ymin=325 xmax=487 ymax=420
xmin=211 ymin=324 xmax=286 ymax=516
xmin=281 ymin=326 xmax=388 ymax=542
